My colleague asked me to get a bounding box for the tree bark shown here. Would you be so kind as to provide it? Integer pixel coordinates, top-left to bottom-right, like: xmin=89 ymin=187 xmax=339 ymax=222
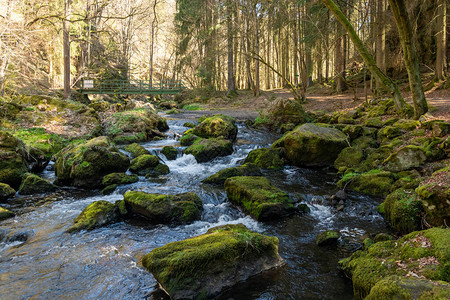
xmin=435 ymin=0 xmax=447 ymax=80
xmin=226 ymin=0 xmax=237 ymax=96
xmin=63 ymin=0 xmax=71 ymax=100
xmin=388 ymin=0 xmax=428 ymax=119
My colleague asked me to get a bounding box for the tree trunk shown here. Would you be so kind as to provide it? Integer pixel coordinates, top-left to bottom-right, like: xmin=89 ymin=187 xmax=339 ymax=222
xmin=253 ymin=2 xmax=260 ymax=96
xmin=388 ymin=0 xmax=428 ymax=119
xmin=226 ymin=0 xmax=237 ymax=96
xmin=435 ymin=0 xmax=447 ymax=80
xmin=322 ymin=0 xmax=409 ymax=114
xmin=63 ymin=0 xmax=71 ymax=100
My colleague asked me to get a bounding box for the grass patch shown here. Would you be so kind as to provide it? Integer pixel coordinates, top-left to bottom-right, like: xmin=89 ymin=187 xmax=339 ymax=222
xmin=183 ymin=104 xmax=203 ymax=111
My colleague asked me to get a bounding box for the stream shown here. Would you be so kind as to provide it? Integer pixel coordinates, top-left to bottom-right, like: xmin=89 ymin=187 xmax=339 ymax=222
xmin=0 ymin=116 xmax=390 ymax=300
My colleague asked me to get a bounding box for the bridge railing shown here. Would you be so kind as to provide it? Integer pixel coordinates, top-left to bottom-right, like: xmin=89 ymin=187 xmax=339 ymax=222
xmin=79 ymin=79 xmax=186 ymax=95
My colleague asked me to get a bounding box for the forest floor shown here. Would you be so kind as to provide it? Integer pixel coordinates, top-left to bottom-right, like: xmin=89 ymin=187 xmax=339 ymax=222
xmin=178 ymin=84 xmax=450 ymax=122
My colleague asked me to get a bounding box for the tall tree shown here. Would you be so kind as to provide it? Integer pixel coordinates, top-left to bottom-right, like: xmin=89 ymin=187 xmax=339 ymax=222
xmin=435 ymin=0 xmax=447 ymax=80
xmin=226 ymin=0 xmax=237 ymax=96
xmin=63 ymin=0 xmax=71 ymax=99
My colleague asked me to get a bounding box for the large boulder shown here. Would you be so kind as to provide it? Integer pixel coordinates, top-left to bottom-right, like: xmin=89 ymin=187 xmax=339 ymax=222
xmin=67 ymin=200 xmax=121 ymax=233
xmin=104 ymin=109 xmax=168 ymax=144
xmin=18 ymin=173 xmax=56 ymax=195
xmin=142 ymin=224 xmax=284 ymax=300
xmin=123 ymin=191 xmax=203 ymax=224
xmin=123 ymin=143 xmax=150 ymax=159
xmin=129 ymin=154 xmax=170 ymax=177
xmin=161 ymin=146 xmax=178 ymax=160
xmin=244 ymin=148 xmax=284 ymax=170
xmin=0 ymin=130 xmax=28 ymax=189
xmin=184 ymin=138 xmax=233 ymax=163
xmin=338 ymin=170 xmax=395 ymax=196
xmin=316 ymin=230 xmax=340 ymax=246
xmin=383 ymin=146 xmax=427 ymax=172
xmin=191 ymin=114 xmax=238 ymax=141
xmin=202 ymin=163 xmax=262 ymax=185
xmin=272 ymin=123 xmax=348 ymax=167
xmin=339 ymin=228 xmax=450 ymax=299
xmin=224 ymin=176 xmax=298 ymax=221
xmin=254 ymin=98 xmax=308 ymax=132
xmin=102 ymin=173 xmax=139 ymax=187
xmin=55 ymin=136 xmax=130 ymax=188
xmin=0 ymin=183 xmax=16 ymax=202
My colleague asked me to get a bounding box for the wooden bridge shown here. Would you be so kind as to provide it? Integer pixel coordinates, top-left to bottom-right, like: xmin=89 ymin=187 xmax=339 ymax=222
xmin=78 ymin=79 xmax=186 ymax=95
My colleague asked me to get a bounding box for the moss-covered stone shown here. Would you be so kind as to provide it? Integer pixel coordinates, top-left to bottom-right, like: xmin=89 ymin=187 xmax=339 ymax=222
xmin=184 ymin=138 xmax=233 ymax=163
xmin=334 ymin=147 xmax=364 ymax=170
xmin=0 ymin=183 xmax=16 ymax=202
xmin=183 ymin=122 xmax=196 ymax=128
xmin=415 ymin=167 xmax=450 ymax=227
xmin=162 ymin=146 xmax=178 ymax=160
xmin=339 ymin=228 xmax=450 ymax=299
xmin=123 ymin=191 xmax=203 ymax=224
xmin=373 ymin=233 xmax=396 ymax=243
xmin=254 ymin=98 xmax=308 ymax=131
xmin=101 ymin=184 xmax=117 ymax=195
xmin=224 ymin=176 xmax=297 ymax=221
xmin=202 ymin=163 xmax=262 ymax=184
xmin=0 ymin=130 xmax=28 ymax=189
xmin=272 ymin=123 xmax=348 ymax=167
xmin=142 ymin=224 xmax=284 ymax=300
xmin=67 ymin=200 xmax=120 ymax=232
xmin=338 ymin=170 xmax=395 ymax=196
xmin=55 ymin=136 xmax=130 ymax=188
xmin=377 ymin=126 xmax=400 ymax=140
xmin=365 ymin=99 xmax=395 ymax=118
xmin=129 ymin=154 xmax=170 ymax=177
xmin=0 ymin=206 xmax=15 ymax=221
xmin=316 ymin=230 xmax=339 ymax=246
xmin=123 ymin=143 xmax=150 ymax=159
xmin=359 ymin=146 xmax=393 ymax=172
xmin=191 ymin=114 xmax=238 ymax=141
xmin=383 ymin=145 xmax=427 ymax=172
xmin=364 ymin=117 xmax=384 ymax=128
xmin=392 ymin=119 xmax=419 ymax=131
xmin=409 ymin=137 xmax=445 ymax=161
xmin=382 ymin=189 xmax=424 ymax=234
xmin=179 ymin=133 xmax=202 ymax=146
xmin=18 ymin=173 xmax=56 ymax=195
xmin=341 ymin=125 xmax=364 ymax=140
xmin=244 ymin=148 xmax=284 ymax=170
xmin=102 ymin=173 xmax=139 ymax=187
xmin=351 ymin=135 xmax=378 ymax=150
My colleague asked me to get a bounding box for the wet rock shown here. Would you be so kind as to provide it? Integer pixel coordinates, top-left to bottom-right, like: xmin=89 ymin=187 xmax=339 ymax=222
xmin=224 ymin=176 xmax=297 ymax=221
xmin=55 ymin=136 xmax=130 ymax=188
xmin=0 ymin=183 xmax=16 ymax=202
xmin=18 ymin=173 xmax=56 ymax=195
xmin=331 ymin=189 xmax=347 ymax=202
xmin=202 ymin=163 xmax=262 ymax=185
xmin=0 ymin=206 xmax=15 ymax=221
xmin=244 ymin=148 xmax=284 ymax=170
xmin=192 ymin=114 xmax=238 ymax=141
xmin=272 ymin=123 xmax=348 ymax=167
xmin=123 ymin=191 xmax=203 ymax=224
xmin=339 ymin=228 xmax=450 ymax=299
xmin=7 ymin=230 xmax=34 ymax=243
xmin=184 ymin=138 xmax=233 ymax=163
xmin=142 ymin=224 xmax=284 ymax=300
xmin=102 ymin=173 xmax=139 ymax=187
xmin=316 ymin=230 xmax=339 ymax=246
xmin=383 ymin=146 xmax=427 ymax=172
xmin=67 ymin=200 xmax=121 ymax=233
xmin=179 ymin=132 xmax=201 ymax=146
xmin=161 ymin=146 xmax=178 ymax=161
xmin=101 ymin=184 xmax=117 ymax=195
xmin=123 ymin=143 xmax=150 ymax=159
xmin=129 ymin=154 xmax=170 ymax=177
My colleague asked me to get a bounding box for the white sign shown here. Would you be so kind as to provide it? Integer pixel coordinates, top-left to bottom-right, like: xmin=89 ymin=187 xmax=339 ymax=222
xmin=83 ymin=79 xmax=94 ymax=89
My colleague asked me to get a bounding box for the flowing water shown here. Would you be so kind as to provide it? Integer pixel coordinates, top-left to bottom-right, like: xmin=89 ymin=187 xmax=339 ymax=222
xmin=0 ymin=117 xmax=390 ymax=300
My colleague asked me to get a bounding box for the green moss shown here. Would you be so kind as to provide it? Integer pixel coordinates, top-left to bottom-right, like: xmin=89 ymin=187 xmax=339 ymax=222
xmin=192 ymin=114 xmax=238 ymax=141
xmin=338 ymin=170 xmax=394 ymax=196
xmin=129 ymin=154 xmax=160 ymax=174
xmin=184 ymin=138 xmax=233 ymax=163
xmin=162 ymin=146 xmax=178 ymax=160
xmin=180 ymin=133 xmax=202 ymax=146
xmin=0 ymin=206 xmax=15 ymax=221
xmin=224 ymin=176 xmax=296 ymax=221
xmin=102 ymin=173 xmax=138 ymax=186
xmin=364 ymin=118 xmax=384 ymax=128
xmin=182 ymin=104 xmax=203 ymax=111
xmin=383 ymin=145 xmax=427 ymax=172
xmin=18 ymin=173 xmax=56 ymax=195
xmin=0 ymin=182 xmax=16 ymax=201
xmin=67 ymin=200 xmax=120 ymax=232
xmin=101 ymin=184 xmax=117 ymax=195
xmin=183 ymin=122 xmax=196 ymax=128
xmin=123 ymin=191 xmax=202 ymax=224
xmin=316 ymin=230 xmax=339 ymax=246
xmin=123 ymin=143 xmax=150 ymax=159
xmin=382 ymin=189 xmax=423 ymax=234
xmin=392 ymin=119 xmax=419 ymax=131
xmin=244 ymin=148 xmax=284 ymax=170
xmin=334 ymin=147 xmax=364 ymax=171
xmin=202 ymin=163 xmax=262 ymax=185
xmin=377 ymin=126 xmax=400 ymax=140
xmin=142 ymin=224 xmax=282 ymax=300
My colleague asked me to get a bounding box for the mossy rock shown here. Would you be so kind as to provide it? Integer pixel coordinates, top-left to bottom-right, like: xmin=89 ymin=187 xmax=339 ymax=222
xmin=382 ymin=189 xmax=424 ymax=234
xmin=364 ymin=117 xmax=384 ymax=128
xmin=67 ymin=200 xmax=120 ymax=232
xmin=415 ymin=167 xmax=450 ymax=227
xmin=351 ymin=136 xmax=378 ymax=150
xmin=142 ymin=224 xmax=284 ymax=300
xmin=244 ymin=148 xmax=284 ymax=170
xmin=224 ymin=176 xmax=297 ymax=221
xmin=334 ymin=147 xmax=364 ymax=170
xmin=392 ymin=119 xmax=419 ymax=131
xmin=162 ymin=146 xmax=178 ymax=160
xmin=373 ymin=233 xmax=396 ymax=243
xmin=123 ymin=191 xmax=203 ymax=224
xmin=377 ymin=126 xmax=400 ymax=141
xmin=338 ymin=228 xmax=450 ymax=299
xmin=383 ymin=145 xmax=427 ymax=172
xmin=183 ymin=122 xmax=196 ymax=128
xmin=359 ymin=146 xmax=393 ymax=172
xmin=104 ymin=109 xmax=168 ymax=144
xmin=102 ymin=173 xmax=139 ymax=187
xmin=18 ymin=173 xmax=56 ymax=195
xmin=184 ymin=138 xmax=233 ymax=163
xmin=0 ymin=206 xmax=15 ymax=221
xmin=202 ymin=163 xmax=262 ymax=185
xmin=191 ymin=114 xmax=238 ymax=141
xmin=365 ymin=99 xmax=395 ymax=117
xmin=101 ymin=184 xmax=117 ymax=195
xmin=179 ymin=133 xmax=202 ymax=146
xmin=254 ymin=98 xmax=308 ymax=131
xmin=0 ymin=183 xmax=16 ymax=202
xmin=0 ymin=131 xmax=28 ymax=189
xmin=338 ymin=170 xmax=395 ymax=196
xmin=129 ymin=154 xmax=170 ymax=177
xmin=409 ymin=137 xmax=445 ymax=161
xmin=123 ymin=143 xmax=150 ymax=159
xmin=55 ymin=136 xmax=130 ymax=188
xmin=342 ymin=125 xmax=364 ymax=140
xmin=431 ymin=121 xmax=450 ymax=137
xmin=316 ymin=230 xmax=340 ymax=246
xmin=272 ymin=123 xmax=348 ymax=167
